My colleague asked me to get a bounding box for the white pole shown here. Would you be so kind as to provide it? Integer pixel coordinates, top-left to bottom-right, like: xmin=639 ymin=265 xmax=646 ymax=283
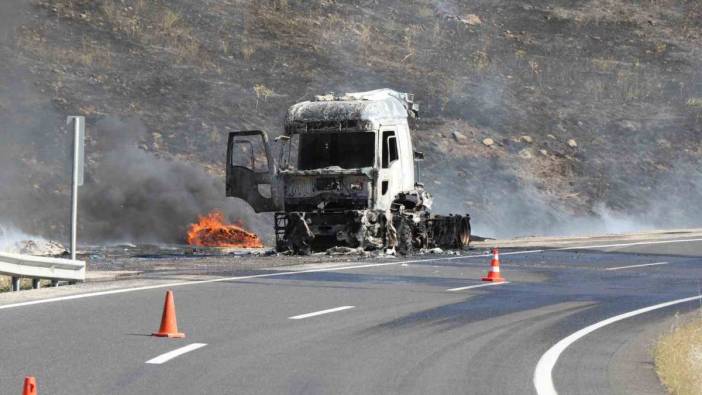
xmin=70 ymin=117 xmax=82 ymax=261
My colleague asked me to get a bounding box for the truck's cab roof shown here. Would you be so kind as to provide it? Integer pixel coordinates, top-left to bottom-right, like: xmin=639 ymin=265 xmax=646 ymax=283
xmin=284 ymin=89 xmax=418 ymax=133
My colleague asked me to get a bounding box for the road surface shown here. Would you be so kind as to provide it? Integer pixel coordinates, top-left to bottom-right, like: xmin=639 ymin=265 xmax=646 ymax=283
xmin=1 ymin=231 xmax=701 ymax=394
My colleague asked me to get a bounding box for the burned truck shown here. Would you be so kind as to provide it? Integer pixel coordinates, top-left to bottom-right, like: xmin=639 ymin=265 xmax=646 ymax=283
xmin=226 ymin=89 xmax=470 ymax=254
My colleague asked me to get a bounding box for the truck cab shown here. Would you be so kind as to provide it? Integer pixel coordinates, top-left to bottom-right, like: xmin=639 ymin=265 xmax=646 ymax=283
xmin=226 ymin=89 xmax=467 ymax=253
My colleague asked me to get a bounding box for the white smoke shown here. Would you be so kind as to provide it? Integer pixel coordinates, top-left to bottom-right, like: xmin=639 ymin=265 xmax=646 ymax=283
xmin=0 ymin=223 xmax=43 ymax=253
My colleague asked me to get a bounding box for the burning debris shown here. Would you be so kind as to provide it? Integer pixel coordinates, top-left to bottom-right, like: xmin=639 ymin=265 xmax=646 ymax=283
xmin=186 ymin=211 xmax=263 ymax=248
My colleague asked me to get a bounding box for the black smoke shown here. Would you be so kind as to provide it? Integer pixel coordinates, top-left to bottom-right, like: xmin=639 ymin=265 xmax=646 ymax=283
xmin=80 ymin=117 xmax=266 ymax=243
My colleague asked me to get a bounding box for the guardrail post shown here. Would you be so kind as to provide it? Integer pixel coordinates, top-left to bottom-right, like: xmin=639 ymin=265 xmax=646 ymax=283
xmin=11 ymin=277 xmax=20 ymax=292
xmin=32 ymin=279 xmax=41 ymax=289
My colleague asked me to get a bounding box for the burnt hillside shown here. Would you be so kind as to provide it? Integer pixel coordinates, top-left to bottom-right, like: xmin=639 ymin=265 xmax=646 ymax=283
xmin=1 ymin=0 xmax=701 ymax=242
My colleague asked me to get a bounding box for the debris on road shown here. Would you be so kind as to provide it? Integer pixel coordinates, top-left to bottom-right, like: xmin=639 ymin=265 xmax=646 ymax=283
xmin=452 ymin=131 xmax=469 ymax=144
xmin=325 ymin=246 xmax=368 ymax=256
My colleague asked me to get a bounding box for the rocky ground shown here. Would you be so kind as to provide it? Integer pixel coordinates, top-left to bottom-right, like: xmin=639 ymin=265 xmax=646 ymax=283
xmin=1 ymin=0 xmax=701 ymax=244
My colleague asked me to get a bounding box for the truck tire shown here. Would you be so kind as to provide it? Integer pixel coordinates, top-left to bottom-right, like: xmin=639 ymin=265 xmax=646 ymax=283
xmin=456 ymin=216 xmax=471 ymax=250
xmin=415 ymin=220 xmax=428 ymax=249
xmin=397 ymin=217 xmax=414 ymax=256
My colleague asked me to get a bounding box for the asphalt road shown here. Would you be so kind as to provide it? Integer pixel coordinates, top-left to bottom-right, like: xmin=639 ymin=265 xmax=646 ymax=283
xmin=1 ymin=235 xmax=701 ymax=394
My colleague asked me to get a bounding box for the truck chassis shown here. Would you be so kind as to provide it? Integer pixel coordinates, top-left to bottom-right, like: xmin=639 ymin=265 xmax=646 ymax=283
xmin=274 ymin=210 xmax=470 ymax=255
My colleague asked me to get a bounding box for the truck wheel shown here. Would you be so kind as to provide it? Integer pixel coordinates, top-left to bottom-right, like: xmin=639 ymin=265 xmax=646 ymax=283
xmin=397 ymin=217 xmax=414 ymax=256
xmin=292 ymin=242 xmax=312 ymax=256
xmin=415 ymin=221 xmax=428 ymax=249
xmin=275 ymin=241 xmax=288 ymax=253
xmin=456 ymin=217 xmax=471 ymax=249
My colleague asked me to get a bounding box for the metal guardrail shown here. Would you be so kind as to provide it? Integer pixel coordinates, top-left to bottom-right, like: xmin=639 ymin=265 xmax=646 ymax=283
xmin=0 ymin=252 xmax=85 ymax=291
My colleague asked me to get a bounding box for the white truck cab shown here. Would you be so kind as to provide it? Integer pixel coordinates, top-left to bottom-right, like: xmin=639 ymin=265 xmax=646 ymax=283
xmin=226 ymin=89 xmax=469 ymax=254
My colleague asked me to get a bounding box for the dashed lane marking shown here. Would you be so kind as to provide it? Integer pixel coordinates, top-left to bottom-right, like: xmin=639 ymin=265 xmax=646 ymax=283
xmin=446 ymin=282 xmax=510 ymax=292
xmin=289 ymin=305 xmax=355 ymax=320
xmin=145 ymin=343 xmax=207 ymax=365
xmin=605 ymin=261 xmax=670 ymax=271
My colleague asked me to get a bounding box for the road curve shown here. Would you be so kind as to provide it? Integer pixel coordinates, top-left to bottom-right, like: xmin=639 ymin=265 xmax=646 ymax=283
xmin=0 ymin=233 xmax=700 ymax=394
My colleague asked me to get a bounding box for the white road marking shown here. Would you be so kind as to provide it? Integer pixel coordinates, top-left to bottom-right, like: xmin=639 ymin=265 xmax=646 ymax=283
xmin=446 ymin=282 xmax=510 ymax=292
xmin=605 ymin=261 xmax=670 ymax=271
xmin=1 ymin=237 xmax=701 ymax=311
xmin=533 ymin=295 xmax=702 ymax=395
xmin=551 ymin=237 xmax=702 ymax=251
xmin=145 ymin=343 xmax=207 ymax=365
xmin=289 ymin=305 xmax=355 ymax=320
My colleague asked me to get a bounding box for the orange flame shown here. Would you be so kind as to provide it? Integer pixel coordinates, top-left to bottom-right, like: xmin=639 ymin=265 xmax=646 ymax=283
xmin=186 ymin=210 xmax=263 ymax=248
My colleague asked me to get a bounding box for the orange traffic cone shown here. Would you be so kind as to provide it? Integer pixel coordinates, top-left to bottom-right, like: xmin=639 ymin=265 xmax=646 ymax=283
xmin=152 ymin=290 xmax=185 ymax=338
xmin=482 ymin=248 xmax=506 ymax=282
xmin=22 ymin=377 xmax=37 ymax=395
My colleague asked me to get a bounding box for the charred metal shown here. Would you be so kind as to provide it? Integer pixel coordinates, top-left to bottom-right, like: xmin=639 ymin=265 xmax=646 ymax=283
xmin=225 ymin=89 xmax=471 ymax=255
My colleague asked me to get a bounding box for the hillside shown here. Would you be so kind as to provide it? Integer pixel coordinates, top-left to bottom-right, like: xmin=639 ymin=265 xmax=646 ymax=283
xmin=1 ymin=0 xmax=701 ymax=243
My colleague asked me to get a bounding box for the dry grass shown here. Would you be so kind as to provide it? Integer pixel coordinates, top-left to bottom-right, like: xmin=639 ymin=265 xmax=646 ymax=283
xmin=655 ymin=315 xmax=702 ymax=395
xmin=253 ymin=84 xmax=274 ymax=109
xmin=17 ymin=29 xmax=112 ymax=69
xmin=0 ymin=276 xmax=52 ymax=292
xmin=687 ymin=98 xmax=702 ymax=108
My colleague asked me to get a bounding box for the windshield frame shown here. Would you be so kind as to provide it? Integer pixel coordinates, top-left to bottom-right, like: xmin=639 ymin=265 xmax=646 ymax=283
xmin=280 ymin=131 xmax=377 ymax=171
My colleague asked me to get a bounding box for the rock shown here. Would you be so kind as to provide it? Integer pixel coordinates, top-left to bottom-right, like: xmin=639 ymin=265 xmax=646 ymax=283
xmin=539 ymin=149 xmax=549 ymax=156
xmin=618 ymin=120 xmax=640 ymax=132
xmin=429 ymin=247 xmax=443 ymax=254
xmin=482 ymin=137 xmax=495 ymax=146
xmin=452 ymin=131 xmax=468 ymax=144
xmin=459 ymin=14 xmax=482 ymax=26
xmin=657 ymin=139 xmax=671 ymax=149
xmin=547 ymin=134 xmax=557 ymax=140
xmin=5 ymin=240 xmax=67 ymax=256
xmin=566 ymin=139 xmax=578 ymax=148
xmin=520 ymin=135 xmax=533 ymax=143
xmin=519 ymin=148 xmax=533 ymax=159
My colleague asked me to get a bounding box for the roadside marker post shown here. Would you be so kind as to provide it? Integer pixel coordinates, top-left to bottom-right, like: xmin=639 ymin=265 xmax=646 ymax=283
xmin=66 ymin=116 xmax=85 ymax=262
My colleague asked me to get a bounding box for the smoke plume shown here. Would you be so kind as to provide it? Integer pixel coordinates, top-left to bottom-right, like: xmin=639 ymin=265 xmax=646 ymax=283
xmin=80 ymin=117 xmax=264 ymax=243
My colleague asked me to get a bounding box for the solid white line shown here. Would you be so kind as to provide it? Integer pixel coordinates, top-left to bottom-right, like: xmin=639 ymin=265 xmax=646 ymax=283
xmin=446 ymin=282 xmax=510 ymax=292
xmin=2 ymin=237 xmax=701 ymax=311
xmin=145 ymin=343 xmax=207 ymax=365
xmin=551 ymin=237 xmax=702 ymax=251
xmin=533 ymin=295 xmax=702 ymax=395
xmin=289 ymin=305 xmax=355 ymax=320
xmin=605 ymin=261 xmax=670 ymax=271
